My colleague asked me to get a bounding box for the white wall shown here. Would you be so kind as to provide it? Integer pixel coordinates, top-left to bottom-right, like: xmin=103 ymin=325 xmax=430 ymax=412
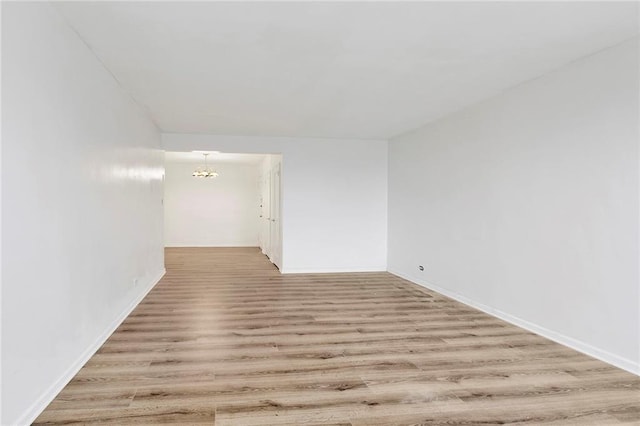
xmin=163 ymin=134 xmax=388 ymax=273
xmin=1 ymin=3 xmax=165 ymax=424
xmin=164 ymin=160 xmax=260 ymax=247
xmin=388 ymin=38 xmax=639 ymax=374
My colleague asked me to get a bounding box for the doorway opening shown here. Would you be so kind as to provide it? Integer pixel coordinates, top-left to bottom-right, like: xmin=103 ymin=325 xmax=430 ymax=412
xmin=163 ymin=151 xmax=283 ymax=270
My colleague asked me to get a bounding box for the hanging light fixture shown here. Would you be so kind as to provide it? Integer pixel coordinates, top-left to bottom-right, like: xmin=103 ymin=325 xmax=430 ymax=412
xmin=192 ymin=153 xmax=219 ymax=178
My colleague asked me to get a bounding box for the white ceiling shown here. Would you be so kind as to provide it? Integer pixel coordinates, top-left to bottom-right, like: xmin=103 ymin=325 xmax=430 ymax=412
xmin=165 ymin=151 xmax=266 ymax=165
xmin=56 ymin=2 xmax=638 ymax=140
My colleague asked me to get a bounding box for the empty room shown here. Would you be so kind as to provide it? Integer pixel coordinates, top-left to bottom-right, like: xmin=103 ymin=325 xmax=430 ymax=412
xmin=1 ymin=1 xmax=638 ymax=425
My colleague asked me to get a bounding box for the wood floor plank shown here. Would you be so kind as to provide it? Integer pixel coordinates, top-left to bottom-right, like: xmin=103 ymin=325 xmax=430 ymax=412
xmin=34 ymin=247 xmax=639 ymax=425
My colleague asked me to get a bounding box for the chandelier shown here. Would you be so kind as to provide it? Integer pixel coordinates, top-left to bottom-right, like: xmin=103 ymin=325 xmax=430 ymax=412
xmin=192 ymin=153 xmax=219 ymax=178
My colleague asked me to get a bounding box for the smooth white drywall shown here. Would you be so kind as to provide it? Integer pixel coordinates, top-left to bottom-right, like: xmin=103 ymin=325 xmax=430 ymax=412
xmin=163 ymin=134 xmax=388 ymax=273
xmin=55 ymin=2 xmax=638 ymax=139
xmin=0 ymin=3 xmax=4 ymax=423
xmin=388 ymin=38 xmax=639 ymax=373
xmin=1 ymin=3 xmax=165 ymax=424
xmin=164 ymin=160 xmax=261 ymax=247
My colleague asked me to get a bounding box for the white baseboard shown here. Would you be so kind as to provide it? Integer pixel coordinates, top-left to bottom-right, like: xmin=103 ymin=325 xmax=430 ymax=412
xmin=388 ymin=269 xmax=639 ymax=376
xmin=15 ymin=268 xmax=166 ymax=426
xmin=281 ymin=267 xmax=387 ymax=274
xmin=164 ymin=244 xmax=259 ymax=248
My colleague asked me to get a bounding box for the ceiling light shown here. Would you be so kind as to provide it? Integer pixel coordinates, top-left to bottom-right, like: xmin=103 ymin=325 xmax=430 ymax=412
xmin=192 ymin=153 xmax=219 ymax=178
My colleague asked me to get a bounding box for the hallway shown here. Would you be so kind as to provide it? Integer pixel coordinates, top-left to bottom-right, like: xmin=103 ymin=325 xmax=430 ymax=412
xmin=35 ymin=248 xmax=638 ymax=425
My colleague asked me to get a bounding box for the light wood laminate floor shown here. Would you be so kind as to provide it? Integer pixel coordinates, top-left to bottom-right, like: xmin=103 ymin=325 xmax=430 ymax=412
xmin=35 ymin=247 xmax=639 ymax=425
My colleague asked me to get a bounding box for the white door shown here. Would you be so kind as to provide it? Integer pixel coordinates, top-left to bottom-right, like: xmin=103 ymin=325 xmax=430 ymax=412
xmin=262 ymin=170 xmax=271 ymax=257
xmin=269 ymin=163 xmax=282 ymax=269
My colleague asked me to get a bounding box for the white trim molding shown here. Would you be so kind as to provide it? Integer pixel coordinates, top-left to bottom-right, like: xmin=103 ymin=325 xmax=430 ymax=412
xmin=281 ymin=267 xmax=387 ymax=274
xmin=164 ymin=244 xmax=260 ymax=248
